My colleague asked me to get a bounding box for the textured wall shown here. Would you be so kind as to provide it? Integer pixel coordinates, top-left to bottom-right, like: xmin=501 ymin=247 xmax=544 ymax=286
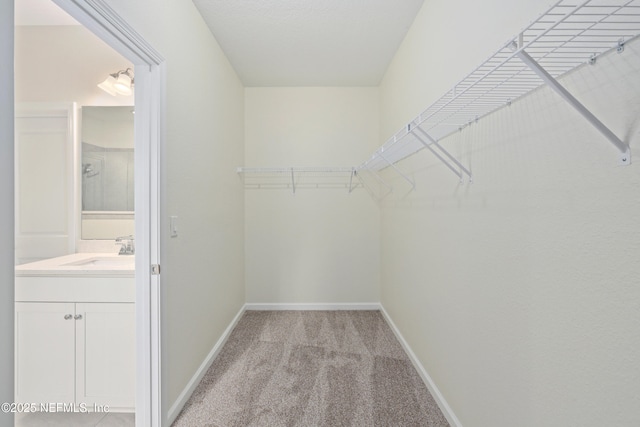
xmin=100 ymin=0 xmax=246 ymax=422
xmin=379 ymin=0 xmax=640 ymax=425
xmin=244 ymin=87 xmax=380 ymax=304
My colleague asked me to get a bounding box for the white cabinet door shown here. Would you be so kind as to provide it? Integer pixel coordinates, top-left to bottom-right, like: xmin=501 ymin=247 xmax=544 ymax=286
xmin=14 ymin=302 xmax=76 ymax=404
xmin=75 ymin=303 xmax=135 ymax=409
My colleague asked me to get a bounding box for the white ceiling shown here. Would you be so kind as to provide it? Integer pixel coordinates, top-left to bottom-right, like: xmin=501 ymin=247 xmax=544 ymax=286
xmin=192 ymin=0 xmax=425 ymax=87
xmin=15 ymin=0 xmax=425 ymax=87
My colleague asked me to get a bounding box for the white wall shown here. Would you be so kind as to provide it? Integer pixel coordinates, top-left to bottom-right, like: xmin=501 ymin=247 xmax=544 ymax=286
xmin=379 ymin=1 xmax=640 ymax=426
xmin=15 ymin=26 xmax=134 ymax=106
xmin=101 ymin=1 xmax=245 ymax=423
xmin=0 ymin=0 xmax=14 ymax=425
xmin=16 ymin=26 xmax=136 ymax=247
xmin=380 ymin=0 xmax=558 ymax=139
xmin=245 ymin=87 xmax=380 ymax=304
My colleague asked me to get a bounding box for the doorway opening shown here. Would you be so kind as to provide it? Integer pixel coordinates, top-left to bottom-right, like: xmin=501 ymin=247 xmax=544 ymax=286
xmin=13 ymin=0 xmax=163 ymax=425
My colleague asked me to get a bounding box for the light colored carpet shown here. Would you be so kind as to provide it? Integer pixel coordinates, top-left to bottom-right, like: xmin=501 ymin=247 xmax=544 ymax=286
xmin=172 ymin=310 xmax=449 ymax=426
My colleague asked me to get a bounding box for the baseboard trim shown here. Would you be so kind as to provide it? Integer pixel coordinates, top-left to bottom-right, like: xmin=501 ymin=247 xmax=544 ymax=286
xmin=245 ymin=302 xmax=381 ymax=311
xmin=166 ymin=304 xmax=246 ymax=426
xmin=379 ymin=305 xmax=463 ymax=427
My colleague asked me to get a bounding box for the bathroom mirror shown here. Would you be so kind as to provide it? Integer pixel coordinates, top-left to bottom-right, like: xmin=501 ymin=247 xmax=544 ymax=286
xmin=81 ymin=106 xmax=134 ymax=240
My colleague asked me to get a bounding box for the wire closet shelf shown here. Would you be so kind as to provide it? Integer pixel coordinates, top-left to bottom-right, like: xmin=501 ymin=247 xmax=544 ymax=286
xmin=360 ymin=0 xmax=640 ymax=176
xmin=237 ymin=167 xmax=363 ymax=193
xmin=239 ymin=0 xmax=640 ymax=194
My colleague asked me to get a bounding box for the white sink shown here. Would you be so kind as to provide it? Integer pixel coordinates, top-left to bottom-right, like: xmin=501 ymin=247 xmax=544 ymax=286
xmin=16 ymin=253 xmax=135 ymax=278
xmin=64 ymin=256 xmax=135 ymax=267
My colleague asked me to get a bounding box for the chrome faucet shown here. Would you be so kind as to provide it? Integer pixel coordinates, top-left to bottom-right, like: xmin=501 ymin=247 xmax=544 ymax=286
xmin=115 ymin=235 xmax=135 ymax=255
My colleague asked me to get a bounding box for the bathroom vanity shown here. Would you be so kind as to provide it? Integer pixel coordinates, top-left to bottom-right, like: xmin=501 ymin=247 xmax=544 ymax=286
xmin=15 ymin=253 xmax=135 ymax=411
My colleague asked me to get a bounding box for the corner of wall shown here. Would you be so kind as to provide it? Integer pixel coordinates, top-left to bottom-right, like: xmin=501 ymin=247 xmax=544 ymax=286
xmin=165 ymin=304 xmax=246 ymax=426
xmin=379 ymin=305 xmax=462 ymax=427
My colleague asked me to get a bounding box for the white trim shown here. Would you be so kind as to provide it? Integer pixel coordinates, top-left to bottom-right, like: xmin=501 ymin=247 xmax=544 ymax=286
xmin=165 ymin=305 xmax=246 ymax=426
xmin=131 ymin=60 xmax=162 ymax=427
xmin=379 ymin=305 xmax=463 ymax=427
xmin=1 ymin=1 xmax=15 ymax=422
xmin=53 ymin=0 xmax=163 ymax=66
xmin=82 ymin=211 xmax=135 ymax=220
xmin=245 ymin=302 xmax=382 ymax=311
xmin=148 ymin=60 xmax=165 ymax=427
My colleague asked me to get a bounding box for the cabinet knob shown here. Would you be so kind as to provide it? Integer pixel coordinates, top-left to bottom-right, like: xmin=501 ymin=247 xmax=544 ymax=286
xmin=74 ymin=314 xmax=83 ymax=320
xmin=64 ymin=314 xmax=73 ymax=320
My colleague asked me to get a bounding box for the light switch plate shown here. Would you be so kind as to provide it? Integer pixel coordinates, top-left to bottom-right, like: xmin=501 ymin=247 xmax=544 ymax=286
xmin=170 ymin=216 xmax=178 ymax=237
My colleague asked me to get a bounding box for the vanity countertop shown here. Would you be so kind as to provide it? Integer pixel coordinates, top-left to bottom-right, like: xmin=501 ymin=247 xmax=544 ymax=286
xmin=15 ymin=253 xmax=135 ymax=278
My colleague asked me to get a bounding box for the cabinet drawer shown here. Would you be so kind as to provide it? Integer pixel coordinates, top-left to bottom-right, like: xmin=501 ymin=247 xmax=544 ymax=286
xmin=15 ymin=276 xmax=135 ymax=302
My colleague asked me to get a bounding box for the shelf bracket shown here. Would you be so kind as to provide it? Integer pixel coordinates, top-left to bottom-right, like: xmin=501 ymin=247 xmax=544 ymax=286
xmin=512 ymin=42 xmax=631 ymax=165
xmin=290 ymin=168 xmax=296 ymax=194
xmin=377 ymin=149 xmax=416 ymax=190
xmin=348 ymin=167 xmax=355 ymax=193
xmin=356 ymin=164 xmax=393 ymax=200
xmin=412 ymin=127 xmax=472 ymax=180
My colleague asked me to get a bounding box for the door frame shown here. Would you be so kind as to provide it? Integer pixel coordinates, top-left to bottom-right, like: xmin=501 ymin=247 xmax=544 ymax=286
xmin=51 ymin=1 xmax=164 ymax=425
xmin=1 ymin=0 xmax=15 ymax=424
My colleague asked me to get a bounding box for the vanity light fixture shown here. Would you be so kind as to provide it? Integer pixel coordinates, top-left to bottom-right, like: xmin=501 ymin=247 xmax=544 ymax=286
xmin=98 ymin=68 xmax=134 ymax=96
